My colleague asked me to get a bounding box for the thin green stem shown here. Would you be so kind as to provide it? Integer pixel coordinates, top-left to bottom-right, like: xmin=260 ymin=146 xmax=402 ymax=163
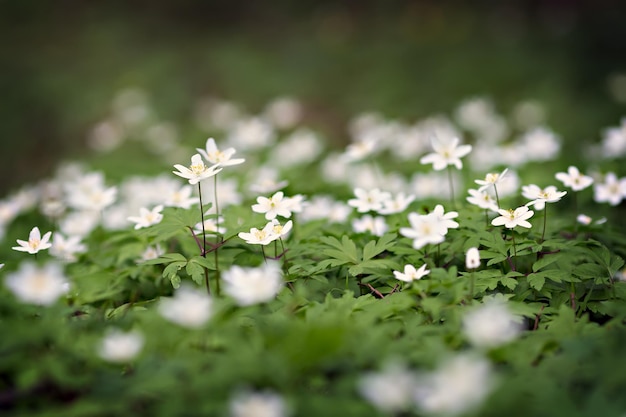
xmin=447 ymin=166 xmax=456 ymax=209
xmin=213 ymin=174 xmax=221 ymax=296
xmin=511 ymin=229 xmax=517 ymax=270
xmin=468 ymin=270 xmax=475 ymax=302
xmin=494 ymin=185 xmax=501 ymax=209
xmin=541 ymin=205 xmax=547 ymax=243
xmin=484 ymin=209 xmax=489 ymax=228
xmin=197 ymin=183 xmax=210 ymax=295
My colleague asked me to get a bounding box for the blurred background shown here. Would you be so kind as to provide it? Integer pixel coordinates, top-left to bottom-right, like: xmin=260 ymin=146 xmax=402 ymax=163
xmin=1 ymin=0 xmax=625 ymax=194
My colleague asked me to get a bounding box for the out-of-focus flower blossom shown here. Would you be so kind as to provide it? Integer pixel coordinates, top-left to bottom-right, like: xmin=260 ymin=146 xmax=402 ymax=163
xmin=462 ymin=300 xmax=522 ymax=348
xmin=593 ymin=172 xmax=626 ymax=206
xmin=163 ymin=185 xmax=198 ymax=209
xmin=5 ymin=262 xmax=69 ymax=305
xmin=50 ymin=233 xmax=87 ymax=262
xmin=127 ymin=205 xmax=164 ymax=229
xmin=600 ymin=118 xmax=626 ymax=158
xmin=264 ymin=96 xmax=303 ymax=130
xmin=139 ymin=244 xmax=165 ymax=262
xmin=98 ymin=329 xmax=144 ymax=363
xmin=352 ymin=215 xmax=388 ymax=236
xmin=228 ymin=116 xmax=275 ymax=150
xmin=222 ymin=262 xmax=283 ymax=306
xmin=420 ymin=136 xmax=472 ymax=171
xmin=466 ymin=189 xmax=499 ymax=211
xmin=359 ymin=363 xmax=416 ymax=413
xmin=465 ymin=247 xmax=481 ymax=269
xmin=158 ymin=285 xmax=213 ymax=328
xmin=377 ymin=192 xmax=416 ymax=215
xmin=272 ymin=128 xmax=323 ymax=168
xmin=229 ymin=389 xmax=288 ymax=417
xmin=555 ymin=166 xmax=593 ymax=192
xmin=414 ymin=353 xmax=494 ymax=416
xmin=518 ymin=126 xmax=561 ymax=161
xmin=400 ymin=212 xmax=445 ymax=250
xmin=347 ymin=188 xmax=392 ymax=213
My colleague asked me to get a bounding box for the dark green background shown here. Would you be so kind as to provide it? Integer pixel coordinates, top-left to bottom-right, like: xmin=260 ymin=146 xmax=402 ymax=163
xmin=1 ymin=0 xmax=625 ymax=194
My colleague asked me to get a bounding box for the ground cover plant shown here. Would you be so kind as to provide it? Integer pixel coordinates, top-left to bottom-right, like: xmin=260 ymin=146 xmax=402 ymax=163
xmin=1 ymin=92 xmax=626 ymax=417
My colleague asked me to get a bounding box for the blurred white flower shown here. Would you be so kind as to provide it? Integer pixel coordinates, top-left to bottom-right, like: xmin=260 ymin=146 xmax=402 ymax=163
xmin=222 ymin=262 xmax=283 ymax=306
xmin=163 ymin=184 xmax=198 ymax=209
xmin=300 ymin=196 xmax=351 ymax=223
xmin=264 ymin=96 xmax=303 ymax=130
xmin=576 ymin=214 xmax=606 ymax=226
xmin=229 ymin=389 xmax=288 ymax=417
xmin=127 ymin=205 xmax=164 ymax=230
xmin=12 ymin=226 xmax=52 ymax=254
xmin=195 ymin=97 xmax=243 ymax=131
xmin=342 ymin=136 xmax=379 ymax=162
xmin=400 ymin=212 xmax=445 ymax=250
xmin=59 ymin=210 xmax=100 ymax=237
xmin=194 ymin=216 xmax=226 ymax=236
xmin=200 ymin=177 xmax=243 ymax=208
xmin=466 ymin=189 xmax=499 ymax=211
xmin=593 ymin=172 xmax=626 ymax=206
xmin=248 ymin=167 xmax=289 ymax=194
xmin=393 ymin=264 xmax=430 ymax=282
xmin=463 ymin=300 xmax=522 ymax=348
xmin=377 ymin=192 xmax=416 ymax=215
xmin=158 ymin=285 xmax=213 ymax=328
xmin=272 ymin=129 xmax=323 ymax=168
xmin=228 ymin=116 xmax=275 ymax=150
xmin=358 ymin=362 xmax=416 ymax=413
xmin=465 ymin=247 xmax=481 ymax=269
xmin=352 ymin=215 xmax=388 ymax=236
xmin=139 ymin=244 xmax=165 ymax=262
xmin=98 ymin=329 xmax=144 ymax=363
xmin=600 ymin=118 xmax=626 ymax=158
xmin=555 ymin=166 xmax=593 ymax=192
xmin=420 ymin=136 xmax=472 ymax=171
xmin=518 ymin=126 xmax=561 ymax=161
xmin=50 ymin=233 xmax=87 ymax=262
xmin=5 ymin=262 xmax=69 ymax=306
xmin=173 ymin=154 xmax=222 ymax=185
xmin=64 ymin=171 xmax=117 ymax=211
xmin=414 ymin=353 xmax=494 ymax=416
xmin=87 ymin=119 xmax=125 ymax=153
xmin=491 ymin=206 xmax=534 ymax=229
xmin=347 ymin=188 xmax=392 ymax=213
xmin=522 ymin=185 xmax=567 ymax=210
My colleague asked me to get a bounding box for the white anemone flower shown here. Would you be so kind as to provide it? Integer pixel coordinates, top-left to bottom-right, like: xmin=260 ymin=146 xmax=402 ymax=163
xmin=522 ymin=185 xmax=567 ymax=210
xmin=50 ymin=233 xmax=87 ymax=262
xmin=462 ymin=300 xmax=523 ymax=348
xmin=222 ymin=262 xmax=283 ymax=306
xmin=12 ymin=226 xmax=52 ymax=254
xmin=359 ymin=363 xmax=416 ymax=413
xmin=5 ymin=262 xmax=69 ymax=306
xmin=555 ymin=166 xmax=593 ymax=192
xmin=252 ymin=191 xmax=294 ymax=220
xmin=173 ymin=153 xmax=222 ymax=185
xmin=158 ymin=285 xmax=213 ymax=328
xmin=400 ymin=212 xmax=446 ymax=250
xmin=491 ymin=206 xmax=534 ymax=229
xmin=414 ymin=353 xmax=494 ymax=416
xmin=229 ymin=389 xmax=288 ymax=417
xmin=475 ymin=168 xmax=509 ymax=192
xmin=238 ymin=222 xmax=279 ymax=246
xmin=466 ymin=189 xmax=499 ymax=211
xmin=420 ymin=136 xmax=472 ymax=171
xmin=593 ymin=172 xmax=626 ymax=206
xmin=127 ymin=205 xmax=164 ymax=229
xmin=347 ymin=188 xmax=392 ymax=213
xmin=393 ymin=264 xmax=430 ymax=282
xmin=98 ymin=329 xmax=144 ymax=363
xmin=197 ymin=137 xmax=245 ymax=166
xmin=352 ymin=215 xmax=388 ymax=237
xmin=377 ymin=192 xmax=416 ymax=215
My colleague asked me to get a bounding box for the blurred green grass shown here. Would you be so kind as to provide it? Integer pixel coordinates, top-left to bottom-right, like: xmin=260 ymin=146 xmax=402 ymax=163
xmin=1 ymin=0 xmax=625 ymax=194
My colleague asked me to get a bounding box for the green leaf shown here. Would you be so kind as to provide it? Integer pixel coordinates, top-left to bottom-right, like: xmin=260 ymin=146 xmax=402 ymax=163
xmin=532 ymin=253 xmax=562 ymax=272
xmin=362 ymin=233 xmax=397 ymax=261
xmin=185 ymin=261 xmax=205 ymax=286
xmin=528 ymin=273 xmax=546 ymax=291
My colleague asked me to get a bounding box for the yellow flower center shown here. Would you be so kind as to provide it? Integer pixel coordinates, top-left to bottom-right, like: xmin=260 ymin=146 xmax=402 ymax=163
xmin=190 ymin=161 xmax=207 ymax=175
